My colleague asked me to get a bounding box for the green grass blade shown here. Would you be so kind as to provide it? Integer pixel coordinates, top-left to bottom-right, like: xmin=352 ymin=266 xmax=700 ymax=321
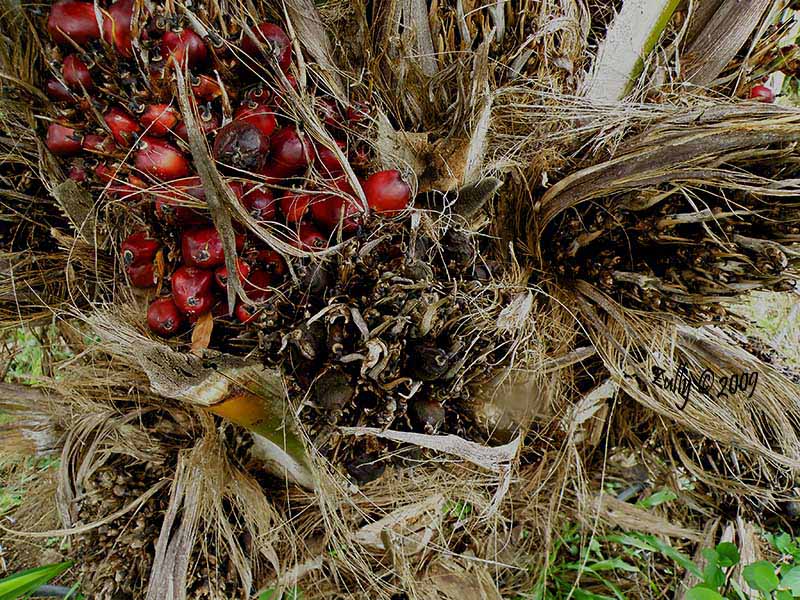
xmin=0 ymin=561 xmax=73 ymax=600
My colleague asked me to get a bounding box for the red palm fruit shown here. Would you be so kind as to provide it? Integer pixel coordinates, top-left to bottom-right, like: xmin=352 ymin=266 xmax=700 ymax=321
xmin=234 ymin=302 xmax=259 ymax=323
xmin=241 ymin=23 xmax=292 ymax=71
xmin=121 ymin=231 xmax=159 ymax=266
xmin=257 ymin=161 xmax=292 ymax=183
xmin=147 ymin=297 xmax=184 ymax=336
xmin=244 ymin=84 xmax=272 ymax=105
xmin=190 ymin=74 xmax=222 ymax=100
xmin=102 ymin=0 xmax=136 ymax=57
xmin=315 ymin=97 xmax=341 ymax=128
xmin=241 ymin=184 xmax=277 ymax=221
xmin=311 ymin=193 xmax=362 ymax=233
xmin=93 ymin=162 xmax=117 ymax=183
xmin=126 ymin=261 xmax=157 ymax=287
xmin=243 ymin=269 xmax=272 ymax=301
xmin=254 ymin=249 xmax=286 ymax=276
xmin=171 ymin=266 xmax=214 ymax=316
xmin=280 ymin=191 xmax=313 ymax=222
xmin=48 ymin=1 xmax=101 ymax=46
xmin=212 ymin=121 xmax=270 ymax=171
xmin=346 ymin=101 xmax=371 ymax=124
xmin=174 ymin=107 xmax=219 ymax=143
xmin=82 ymin=134 xmax=116 ymax=154
xmin=104 ymin=106 xmax=141 ymax=146
xmin=154 ymin=176 xmax=207 ymax=225
xmin=46 ymin=123 xmax=82 ymax=156
xmin=182 ymin=227 xmax=225 ymax=268
xmin=68 ymin=163 xmax=87 ymax=182
xmin=314 ymin=139 xmax=346 ymax=177
xmin=214 ymin=258 xmax=251 ymax=290
xmin=140 ymin=104 xmax=180 ymax=136
xmin=750 ymin=84 xmax=775 ymax=103
xmin=62 ymin=54 xmax=93 ymax=91
xmin=296 ymin=223 xmax=327 ymax=250
xmin=270 ymin=126 xmax=312 ymax=173
xmin=161 ymin=29 xmax=208 ymax=68
xmin=234 ymin=102 xmax=277 ymax=137
xmin=135 ymin=137 xmax=190 ymax=180
xmin=363 ymin=169 xmax=411 ymax=214
xmin=45 ymin=78 xmax=75 ymax=102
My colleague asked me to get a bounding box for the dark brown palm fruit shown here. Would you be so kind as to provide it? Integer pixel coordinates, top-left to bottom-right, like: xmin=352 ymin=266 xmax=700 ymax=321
xmin=62 ymin=54 xmax=93 ymax=90
xmin=181 ymin=227 xmax=227 ymax=269
xmin=134 ymin=137 xmax=190 ymax=180
xmin=313 ymin=367 xmax=355 ymax=411
xmin=122 ymin=231 xmax=159 ymax=266
xmin=47 ymin=1 xmax=101 ymax=46
xmin=408 ymin=345 xmax=450 ymax=381
xmin=212 ymin=121 xmax=270 ymax=172
xmin=443 ymin=228 xmax=476 ymax=271
xmin=46 ymin=123 xmax=82 ymax=156
xmin=241 ymin=23 xmax=292 ymax=71
xmin=410 ymin=398 xmax=446 ymax=432
xmin=126 ymin=261 xmax=157 ymax=288
xmin=171 ymin=266 xmax=214 ymax=316
xmin=345 ymin=453 xmax=386 ymax=484
xmin=147 ymin=297 xmax=184 ymax=336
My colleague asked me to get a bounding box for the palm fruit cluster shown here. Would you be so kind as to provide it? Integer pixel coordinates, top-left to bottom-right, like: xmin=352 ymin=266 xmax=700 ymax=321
xmin=41 ymin=0 xmax=411 ymax=332
xmin=39 ymin=1 xmax=504 ymax=474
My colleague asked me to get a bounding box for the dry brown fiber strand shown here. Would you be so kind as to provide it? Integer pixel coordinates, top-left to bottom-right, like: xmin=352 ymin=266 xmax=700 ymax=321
xmin=1 ymin=0 xmax=800 ymax=598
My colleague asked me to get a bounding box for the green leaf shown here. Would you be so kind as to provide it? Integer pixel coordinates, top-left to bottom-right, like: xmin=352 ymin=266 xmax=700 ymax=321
xmin=585 ymin=558 xmax=639 ymax=573
xmin=715 ymin=542 xmax=740 ymax=568
xmin=702 ymin=563 xmax=725 ymax=589
xmin=742 ymin=561 xmax=779 ymax=595
xmin=685 ymin=587 xmax=725 ymax=600
xmin=636 ymin=489 xmax=678 ymax=509
xmin=702 ymin=549 xmax=720 ymax=567
xmin=776 ymin=590 xmax=793 ymax=600
xmin=779 ymin=566 xmax=800 ymax=595
xmin=0 ymin=561 xmax=74 ymax=600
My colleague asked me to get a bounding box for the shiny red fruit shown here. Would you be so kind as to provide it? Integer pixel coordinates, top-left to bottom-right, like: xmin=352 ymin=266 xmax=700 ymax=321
xmin=252 ymin=249 xmax=286 ymax=276
xmin=122 ymin=231 xmax=159 ymax=266
xmin=93 ymin=162 xmax=118 ymax=183
xmin=212 ymin=121 xmax=270 ymax=171
xmin=147 ymin=297 xmax=184 ymax=336
xmin=346 ymin=101 xmax=371 ymax=124
xmin=182 ymin=227 xmax=225 ymax=268
xmin=135 ymin=137 xmax=190 ymax=180
xmin=171 ymin=266 xmax=214 ymax=316
xmin=241 ymin=23 xmax=291 ymax=71
xmin=234 ymin=102 xmax=277 ymax=137
xmin=750 ymin=84 xmax=775 ymax=103
xmin=280 ymin=191 xmax=313 ymax=222
xmin=191 ymin=74 xmax=223 ymax=100
xmin=45 ymin=78 xmax=74 ymax=102
xmin=140 ymin=104 xmax=180 ymax=136
xmin=126 ymin=261 xmax=157 ymax=288
xmin=102 ymin=0 xmax=136 ymax=57
xmin=234 ymin=302 xmax=259 ymax=323
xmin=244 ymin=85 xmax=272 ymax=105
xmin=48 ymin=1 xmax=101 ymax=46
xmin=243 ymin=269 xmax=272 ymax=301
xmin=363 ymin=169 xmax=411 ymax=214
xmin=314 ymin=139 xmax=346 ymax=177
xmin=46 ymin=123 xmax=82 ymax=156
xmin=270 ymin=126 xmax=312 ymax=173
xmin=214 ymin=258 xmax=251 ymax=290
xmin=62 ymin=54 xmax=93 ymax=91
xmin=104 ymin=106 xmax=141 ymax=146
xmin=82 ymin=134 xmax=116 ymax=154
xmin=241 ymin=185 xmax=277 ymax=221
xmin=174 ymin=107 xmax=219 ymax=143
xmin=161 ymin=29 xmax=208 ymax=68
xmin=311 ymin=193 xmax=361 ymax=233
xmin=297 ymin=223 xmax=327 ymax=250
xmin=154 ymin=176 xmax=207 ymax=225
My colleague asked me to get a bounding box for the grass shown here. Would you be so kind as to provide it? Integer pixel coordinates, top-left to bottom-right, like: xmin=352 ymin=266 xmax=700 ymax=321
xmin=732 ymin=292 xmax=800 ymax=365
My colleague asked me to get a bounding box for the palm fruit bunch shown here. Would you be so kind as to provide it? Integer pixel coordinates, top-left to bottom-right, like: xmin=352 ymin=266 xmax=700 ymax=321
xmin=39 ymin=0 xmax=502 ymax=468
xmin=41 ymin=0 xmax=411 ymax=327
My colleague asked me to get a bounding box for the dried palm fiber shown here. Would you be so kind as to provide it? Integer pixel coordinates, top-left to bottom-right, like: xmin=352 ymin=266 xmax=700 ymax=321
xmin=1 ymin=0 xmax=800 ymax=599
